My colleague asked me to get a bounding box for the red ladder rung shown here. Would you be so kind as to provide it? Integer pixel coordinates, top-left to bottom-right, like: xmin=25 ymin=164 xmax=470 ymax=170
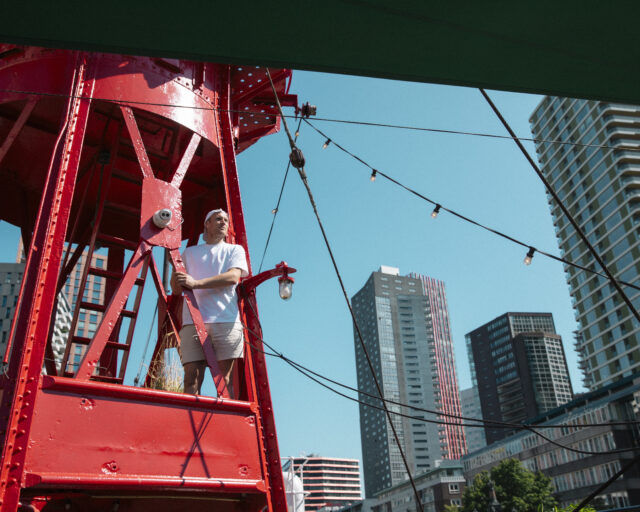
xmin=79 ymin=302 xmax=137 ymax=318
xmin=89 ymin=266 xmax=144 ymax=285
xmin=72 ymin=337 xmax=131 ymax=351
xmin=96 ymin=233 xmax=138 ymax=250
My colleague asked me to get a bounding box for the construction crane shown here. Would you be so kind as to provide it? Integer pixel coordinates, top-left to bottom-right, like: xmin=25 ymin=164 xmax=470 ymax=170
xmin=0 ymin=45 xmax=297 ymax=512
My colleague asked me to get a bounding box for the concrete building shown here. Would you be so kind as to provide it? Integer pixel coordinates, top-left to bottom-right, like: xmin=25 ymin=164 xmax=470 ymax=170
xmin=372 ymin=461 xmax=465 ymax=512
xmin=352 ymin=266 xmax=466 ymax=497
xmin=0 ymin=261 xmax=75 ymax=372
xmin=466 ymin=313 xmax=573 ymax=445
xmin=18 ymin=240 xmax=108 ymax=372
xmin=530 ymin=98 xmax=640 ymax=390
xmin=462 ymin=373 xmax=640 ymax=509
xmin=0 ymin=262 xmax=25 ymax=361
xmin=283 ymin=456 xmax=362 ymax=512
xmin=460 ymin=387 xmax=486 ymax=453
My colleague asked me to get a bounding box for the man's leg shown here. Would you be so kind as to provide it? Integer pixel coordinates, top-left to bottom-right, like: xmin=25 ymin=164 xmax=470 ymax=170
xmin=183 ymin=361 xmax=206 ymax=394
xmin=218 ymin=358 xmax=236 ymax=399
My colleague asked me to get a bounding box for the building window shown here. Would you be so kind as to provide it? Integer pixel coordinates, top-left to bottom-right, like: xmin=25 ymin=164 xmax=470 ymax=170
xmin=449 ymin=483 xmax=459 ymax=493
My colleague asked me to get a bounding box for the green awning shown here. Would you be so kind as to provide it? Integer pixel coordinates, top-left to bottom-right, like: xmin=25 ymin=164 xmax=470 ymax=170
xmin=2 ymin=1 xmax=639 ymax=104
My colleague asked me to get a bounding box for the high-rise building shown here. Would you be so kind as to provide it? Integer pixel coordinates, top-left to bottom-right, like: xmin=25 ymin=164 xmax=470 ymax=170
xmin=0 ymin=262 xmax=25 ymax=360
xmin=17 ymin=240 xmax=107 ymax=371
xmin=466 ymin=313 xmax=573 ymax=445
xmin=459 ymin=387 xmax=486 ymax=453
xmin=530 ymin=98 xmax=640 ymax=390
xmin=0 ymin=261 xmax=72 ymax=371
xmin=352 ymin=266 xmax=466 ymax=497
xmin=283 ymin=456 xmax=362 ymax=512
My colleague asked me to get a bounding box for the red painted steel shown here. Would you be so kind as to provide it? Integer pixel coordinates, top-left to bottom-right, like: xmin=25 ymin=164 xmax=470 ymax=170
xmin=0 ymin=45 xmax=295 ymax=512
xmin=0 ymin=51 xmax=97 ymax=511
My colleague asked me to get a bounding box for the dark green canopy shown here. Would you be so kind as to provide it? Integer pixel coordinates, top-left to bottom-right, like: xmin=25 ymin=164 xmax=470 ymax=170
xmin=2 ymin=1 xmax=638 ymax=103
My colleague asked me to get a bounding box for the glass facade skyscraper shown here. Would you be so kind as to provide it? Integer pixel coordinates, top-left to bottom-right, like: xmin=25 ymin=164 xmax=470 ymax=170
xmin=352 ymin=266 xmax=466 ymax=497
xmin=466 ymin=313 xmax=573 ymax=445
xmin=530 ymin=98 xmax=640 ymax=389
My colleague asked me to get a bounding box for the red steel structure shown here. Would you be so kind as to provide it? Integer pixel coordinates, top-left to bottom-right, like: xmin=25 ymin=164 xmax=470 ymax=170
xmin=0 ymin=45 xmax=297 ymax=512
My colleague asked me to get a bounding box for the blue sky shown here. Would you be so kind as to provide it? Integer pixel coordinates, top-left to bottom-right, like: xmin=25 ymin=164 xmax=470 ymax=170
xmin=0 ymin=70 xmax=580 ymax=465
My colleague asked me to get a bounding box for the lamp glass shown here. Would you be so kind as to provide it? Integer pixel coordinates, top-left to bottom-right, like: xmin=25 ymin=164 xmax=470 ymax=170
xmin=279 ymin=278 xmax=293 ymax=300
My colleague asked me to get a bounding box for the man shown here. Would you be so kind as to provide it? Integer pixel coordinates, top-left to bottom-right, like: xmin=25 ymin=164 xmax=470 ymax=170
xmin=171 ymin=209 xmax=248 ymax=396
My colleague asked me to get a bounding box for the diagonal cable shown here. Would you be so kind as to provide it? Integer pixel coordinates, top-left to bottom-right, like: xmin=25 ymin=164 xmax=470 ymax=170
xmin=479 ymin=87 xmax=640 ymax=512
xmin=266 ymin=68 xmax=427 ymax=512
xmin=257 ymin=117 xmax=303 ymax=273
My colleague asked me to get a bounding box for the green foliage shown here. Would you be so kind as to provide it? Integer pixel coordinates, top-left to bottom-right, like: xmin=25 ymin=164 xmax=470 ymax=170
xmin=444 ymin=505 xmax=461 ymax=512
xmin=555 ymin=505 xmax=597 ymax=512
xmin=462 ymin=459 xmax=556 ymax=512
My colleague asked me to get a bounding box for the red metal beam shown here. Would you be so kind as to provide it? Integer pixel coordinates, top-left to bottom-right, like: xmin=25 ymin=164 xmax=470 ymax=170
xmin=219 ymin=68 xmax=287 ymax=512
xmin=75 ymin=242 xmax=148 ymax=380
xmin=0 ymin=97 xmax=38 ymax=167
xmin=120 ymin=105 xmax=154 ymax=180
xmin=170 ymin=132 xmax=202 ymax=188
xmin=0 ymin=52 xmax=97 ymax=512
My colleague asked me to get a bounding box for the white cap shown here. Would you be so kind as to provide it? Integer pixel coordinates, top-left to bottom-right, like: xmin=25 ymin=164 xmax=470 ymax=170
xmin=204 ymin=209 xmax=228 ymax=225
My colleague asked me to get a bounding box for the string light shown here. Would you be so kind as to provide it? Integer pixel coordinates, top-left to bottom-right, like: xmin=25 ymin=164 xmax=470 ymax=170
xmin=323 ymin=138 xmax=332 ymax=149
xmin=524 ymin=247 xmax=535 ymax=265
xmin=431 ymin=204 xmax=441 ymax=218
xmin=295 ymin=130 xmax=300 ymax=138
xmin=271 ymin=208 xmax=278 ymax=214
xmin=370 ymin=169 xmax=377 ymax=182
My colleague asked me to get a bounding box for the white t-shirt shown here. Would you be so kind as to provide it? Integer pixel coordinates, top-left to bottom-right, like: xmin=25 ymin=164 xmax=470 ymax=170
xmin=181 ymin=242 xmax=249 ymax=325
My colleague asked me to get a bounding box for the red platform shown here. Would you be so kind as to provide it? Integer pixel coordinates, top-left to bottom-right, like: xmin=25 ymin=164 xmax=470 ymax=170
xmin=0 ymin=45 xmax=296 ymax=512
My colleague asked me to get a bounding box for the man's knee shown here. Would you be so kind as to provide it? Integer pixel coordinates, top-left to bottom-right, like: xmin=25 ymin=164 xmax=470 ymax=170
xmin=184 ymin=361 xmax=205 ymax=393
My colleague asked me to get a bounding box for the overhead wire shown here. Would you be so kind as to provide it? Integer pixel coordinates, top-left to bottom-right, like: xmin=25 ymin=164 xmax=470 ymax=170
xmin=237 ymin=312 xmax=640 ymax=457
xmin=302 ymin=119 xmax=640 ymax=293
xmin=6 ymin=77 xmax=638 ymax=491
xmin=257 ymin=117 xmax=304 ymax=273
xmin=479 ymin=88 xmax=640 ymax=512
xmin=479 ymin=88 xmax=640 ymax=348
xmin=0 ymin=86 xmax=634 ymax=154
xmin=264 ymin=68 xmax=426 ymax=512
xmin=240 ymin=297 xmax=640 ymax=434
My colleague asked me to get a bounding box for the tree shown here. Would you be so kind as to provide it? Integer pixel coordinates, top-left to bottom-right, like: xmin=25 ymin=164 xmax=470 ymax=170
xmin=462 ymin=459 xmax=557 ymax=512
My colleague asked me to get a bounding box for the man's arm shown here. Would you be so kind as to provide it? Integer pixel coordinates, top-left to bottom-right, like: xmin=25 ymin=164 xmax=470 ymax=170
xmin=174 ymin=268 xmax=242 ymax=290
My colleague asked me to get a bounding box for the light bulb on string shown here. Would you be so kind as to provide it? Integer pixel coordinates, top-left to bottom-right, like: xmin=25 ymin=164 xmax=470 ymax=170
xmin=431 ymin=204 xmax=441 ymax=218
xmin=370 ymin=169 xmax=378 ymax=182
xmin=323 ymin=139 xmax=331 ymax=149
xmin=524 ymin=247 xmax=536 ymax=265
xmin=295 ymin=130 xmax=300 ymax=138
xmin=271 ymin=208 xmax=278 ymax=214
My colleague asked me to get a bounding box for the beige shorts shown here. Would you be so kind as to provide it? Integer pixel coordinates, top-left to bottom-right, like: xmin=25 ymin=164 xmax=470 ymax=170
xmin=179 ymin=323 xmax=244 ymax=364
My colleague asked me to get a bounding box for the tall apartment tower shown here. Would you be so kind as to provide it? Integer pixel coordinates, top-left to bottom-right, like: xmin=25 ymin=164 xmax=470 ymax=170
xmin=283 ymin=456 xmax=362 ymax=512
xmin=352 ymin=266 xmax=466 ymax=497
xmin=460 ymin=387 xmax=486 ymax=453
xmin=530 ymin=98 xmax=640 ymax=390
xmin=17 ymin=240 xmax=107 ymax=371
xmin=0 ymin=262 xmax=25 ymax=359
xmin=466 ymin=313 xmax=573 ymax=445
